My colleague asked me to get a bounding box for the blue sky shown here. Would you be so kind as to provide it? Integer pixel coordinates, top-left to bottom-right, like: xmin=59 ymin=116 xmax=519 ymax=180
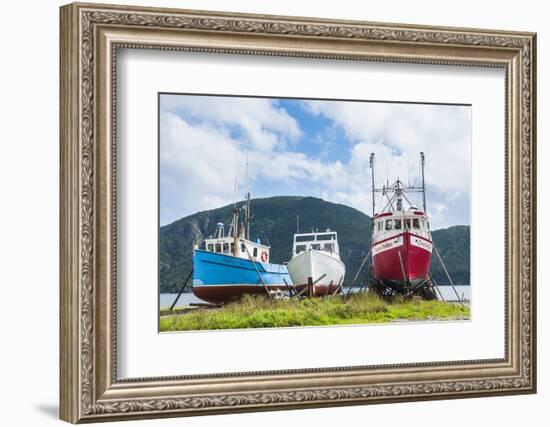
xmin=159 ymin=94 xmax=471 ymax=230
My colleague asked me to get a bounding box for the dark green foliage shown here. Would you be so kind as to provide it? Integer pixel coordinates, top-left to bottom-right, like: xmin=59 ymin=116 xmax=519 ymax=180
xmin=159 ymin=196 xmax=470 ymax=292
xmin=430 ymin=225 xmax=470 ymax=286
xmin=159 ymin=202 xmax=236 ymax=293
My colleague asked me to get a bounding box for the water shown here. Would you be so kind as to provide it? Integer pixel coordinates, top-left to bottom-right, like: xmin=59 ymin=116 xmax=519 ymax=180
xmin=160 ymin=292 xmax=203 ymax=309
xmin=433 ymin=285 xmax=470 ymax=301
xmin=160 ymin=285 xmax=471 ymax=309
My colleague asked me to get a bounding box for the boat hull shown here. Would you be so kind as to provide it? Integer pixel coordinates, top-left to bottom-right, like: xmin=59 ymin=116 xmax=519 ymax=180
xmin=192 ymin=249 xmax=291 ymax=304
xmin=287 ymin=250 xmax=345 ymax=297
xmin=371 ymin=232 xmax=432 ymax=292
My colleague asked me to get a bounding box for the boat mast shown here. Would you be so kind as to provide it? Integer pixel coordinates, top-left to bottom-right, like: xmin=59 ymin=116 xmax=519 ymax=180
xmin=420 ymin=152 xmax=427 ymax=213
xmin=244 ymin=151 xmax=251 ymax=241
xmin=232 ymin=206 xmax=239 ymax=256
xmin=370 ymin=152 xmax=426 ymax=215
xmin=245 ymin=191 xmax=251 ymax=240
xmin=370 ymin=153 xmax=375 ymax=218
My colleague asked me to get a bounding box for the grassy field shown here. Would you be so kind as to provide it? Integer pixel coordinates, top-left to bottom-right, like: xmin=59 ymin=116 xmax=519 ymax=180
xmin=159 ymin=292 xmax=470 ymax=332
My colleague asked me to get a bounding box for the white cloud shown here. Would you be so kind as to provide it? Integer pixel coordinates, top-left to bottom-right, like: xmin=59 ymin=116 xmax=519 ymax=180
xmin=160 ymin=110 xmax=347 ymax=224
xmin=160 ymin=95 xmax=471 ymax=230
xmin=302 ymin=100 xmax=471 ymax=228
xmin=160 ymin=113 xmax=241 ymax=224
xmin=303 ymin=100 xmax=471 ymax=195
xmin=162 ymin=94 xmax=302 ymax=152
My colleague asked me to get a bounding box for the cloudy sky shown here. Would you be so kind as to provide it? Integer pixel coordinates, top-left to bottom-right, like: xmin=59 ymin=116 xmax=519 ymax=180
xmin=159 ymin=94 xmax=471 ymax=230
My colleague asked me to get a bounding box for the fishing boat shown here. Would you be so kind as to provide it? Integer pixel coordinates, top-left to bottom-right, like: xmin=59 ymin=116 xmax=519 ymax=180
xmin=287 ymin=229 xmax=345 ymax=297
xmin=192 ymin=193 xmax=292 ymax=304
xmin=369 ymin=152 xmax=435 ymax=297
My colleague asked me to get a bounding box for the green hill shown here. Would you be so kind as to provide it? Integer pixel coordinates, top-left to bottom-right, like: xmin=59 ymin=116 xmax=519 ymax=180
xmin=431 ymin=225 xmax=470 ymax=286
xmin=159 ymin=196 xmax=470 ymax=293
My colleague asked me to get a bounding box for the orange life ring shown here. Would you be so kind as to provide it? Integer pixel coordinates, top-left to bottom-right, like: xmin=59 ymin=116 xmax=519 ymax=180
xmin=260 ymin=251 xmax=268 ymax=262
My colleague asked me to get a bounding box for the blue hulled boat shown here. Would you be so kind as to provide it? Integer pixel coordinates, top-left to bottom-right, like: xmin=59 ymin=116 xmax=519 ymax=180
xmin=192 ymin=194 xmax=292 ymax=304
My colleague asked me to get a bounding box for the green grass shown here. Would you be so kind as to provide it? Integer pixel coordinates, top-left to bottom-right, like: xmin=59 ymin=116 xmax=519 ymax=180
xmin=159 ymin=306 xmax=195 ymax=315
xmin=159 ymin=292 xmax=470 ymax=332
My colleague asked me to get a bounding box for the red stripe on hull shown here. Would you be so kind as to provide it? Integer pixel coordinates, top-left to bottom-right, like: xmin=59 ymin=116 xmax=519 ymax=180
xmin=192 ymin=285 xmax=286 ymax=304
xmin=372 ymin=232 xmax=431 ymax=282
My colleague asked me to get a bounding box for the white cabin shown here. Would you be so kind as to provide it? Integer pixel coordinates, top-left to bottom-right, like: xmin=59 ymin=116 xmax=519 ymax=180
xmin=372 ymin=207 xmax=431 ymax=244
xmin=292 ymin=230 xmax=340 ymax=259
xmin=199 ymin=222 xmax=271 ymax=263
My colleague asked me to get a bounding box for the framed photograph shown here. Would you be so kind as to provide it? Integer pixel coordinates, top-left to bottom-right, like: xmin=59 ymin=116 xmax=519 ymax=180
xmin=157 ymin=92 xmax=472 ymax=331
xmin=60 ymin=2 xmax=536 ymax=423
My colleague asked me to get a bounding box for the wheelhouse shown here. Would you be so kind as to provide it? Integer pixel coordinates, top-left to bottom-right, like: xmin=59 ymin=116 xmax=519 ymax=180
xmin=199 ymin=222 xmax=271 ymax=263
xmin=373 ymin=208 xmax=431 ymax=242
xmin=292 ymin=230 xmax=340 ymax=257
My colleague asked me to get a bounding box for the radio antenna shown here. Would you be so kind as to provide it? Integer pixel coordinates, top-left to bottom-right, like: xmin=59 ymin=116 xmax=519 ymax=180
xmin=233 ymin=152 xmax=238 ymax=195
xmin=420 ymin=152 xmax=427 ymax=213
xmin=245 ymin=150 xmax=249 ymax=196
xmin=370 ymin=153 xmax=375 ymax=218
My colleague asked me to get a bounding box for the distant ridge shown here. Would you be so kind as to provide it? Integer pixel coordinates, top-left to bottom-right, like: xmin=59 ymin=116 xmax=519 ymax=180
xmin=159 ymin=196 xmax=470 ymax=293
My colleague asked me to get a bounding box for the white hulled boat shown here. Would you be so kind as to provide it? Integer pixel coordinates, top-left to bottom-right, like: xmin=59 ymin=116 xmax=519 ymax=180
xmin=287 ymin=230 xmax=345 ymax=297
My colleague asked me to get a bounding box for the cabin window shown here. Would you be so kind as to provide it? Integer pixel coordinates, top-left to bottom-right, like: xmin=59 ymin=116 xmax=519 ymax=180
xmin=230 ymin=243 xmax=235 ymax=254
xmin=215 ymin=243 xmax=222 ymax=253
xmin=253 ymin=247 xmax=258 ymax=257
xmin=311 ymin=243 xmax=321 ymax=250
xmin=296 ymin=244 xmax=306 ymax=254
xmin=296 ymin=235 xmax=315 ymax=242
xmin=241 ymin=243 xmax=246 ymax=253
xmin=385 ymin=219 xmax=393 ymax=230
xmin=207 ymin=244 xmax=214 ymax=252
xmin=317 ymin=233 xmax=335 ymax=241
xmin=413 ymin=218 xmax=420 ymax=229
xmin=324 ymin=243 xmax=334 ymax=253
xmin=404 ymin=219 xmax=411 ymax=229
xmin=427 ymin=221 xmax=430 ymax=229
xmin=378 ymin=222 xmax=382 ymax=231
xmin=223 ymin=243 xmax=230 ymax=254
xmin=394 ymin=219 xmax=402 ymax=230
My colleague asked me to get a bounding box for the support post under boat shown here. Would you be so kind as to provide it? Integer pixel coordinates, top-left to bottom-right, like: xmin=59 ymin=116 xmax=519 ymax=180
xmin=397 ymin=251 xmax=411 ymax=298
xmin=283 ymin=278 xmax=295 ymax=297
xmin=292 ymin=273 xmax=327 ymax=299
xmin=310 ymin=273 xmax=328 ymax=297
xmin=323 ymin=280 xmax=334 ymax=297
xmin=314 ymin=274 xmax=327 ymax=285
xmin=291 ymin=285 xmax=310 ymax=298
xmin=345 ymin=247 xmax=372 ymax=297
xmin=432 ymin=244 xmax=464 ymax=306
xmin=243 ymin=244 xmax=273 ymax=299
xmin=333 ymin=276 xmax=344 ymax=296
xmin=169 ymin=268 xmax=194 ymax=311
xmin=410 ymin=276 xmax=437 ymax=300
xmin=307 ymin=276 xmax=313 ymax=297
xmin=428 ymin=272 xmax=446 ymax=302
xmin=356 ymin=274 xmax=370 ymax=294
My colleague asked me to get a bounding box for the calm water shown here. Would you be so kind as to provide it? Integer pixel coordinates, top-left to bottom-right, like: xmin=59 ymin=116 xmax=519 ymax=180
xmin=160 ymin=285 xmax=470 ymax=309
xmin=160 ymin=292 xmax=203 ymax=309
xmin=432 ymin=285 xmax=470 ymax=302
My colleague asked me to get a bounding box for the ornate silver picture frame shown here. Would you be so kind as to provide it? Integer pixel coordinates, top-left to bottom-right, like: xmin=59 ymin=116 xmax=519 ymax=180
xmin=60 ymin=2 xmax=536 ymax=423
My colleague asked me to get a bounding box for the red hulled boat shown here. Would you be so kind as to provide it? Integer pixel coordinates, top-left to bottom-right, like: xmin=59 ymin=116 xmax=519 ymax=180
xmin=368 ymin=153 xmax=435 ymax=298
